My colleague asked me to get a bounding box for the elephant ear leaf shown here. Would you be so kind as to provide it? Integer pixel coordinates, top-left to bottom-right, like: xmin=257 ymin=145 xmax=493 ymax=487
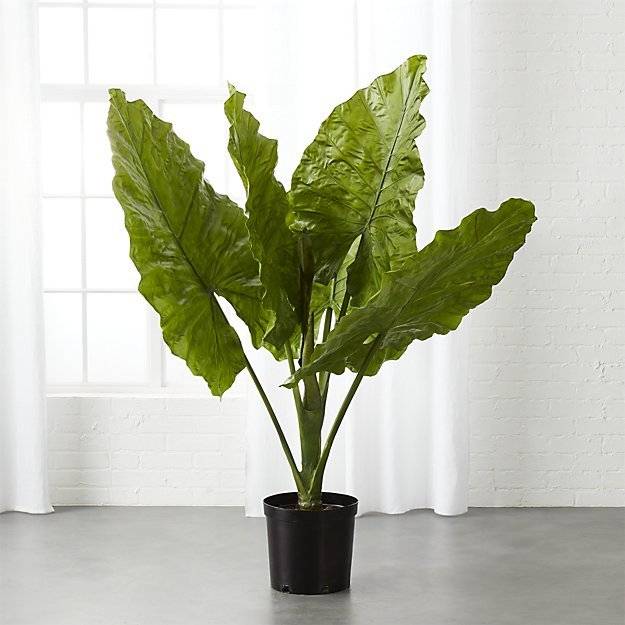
xmin=286 ymin=199 xmax=537 ymax=385
xmin=291 ymin=55 xmax=429 ymax=307
xmin=108 ymin=88 xmax=271 ymax=396
xmin=224 ymin=86 xmax=300 ymax=350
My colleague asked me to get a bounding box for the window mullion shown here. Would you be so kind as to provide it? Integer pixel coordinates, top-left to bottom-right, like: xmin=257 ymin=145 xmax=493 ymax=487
xmin=39 ymin=0 xmax=234 ymax=394
xmin=79 ymin=101 xmax=89 ymax=384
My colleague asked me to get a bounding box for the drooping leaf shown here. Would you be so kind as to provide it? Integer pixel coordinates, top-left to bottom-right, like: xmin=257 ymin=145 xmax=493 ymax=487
xmin=285 ymin=199 xmax=536 ymax=385
xmin=291 ymin=55 xmax=429 ymax=308
xmin=224 ymin=86 xmax=300 ymax=349
xmin=108 ymin=89 xmax=271 ymax=396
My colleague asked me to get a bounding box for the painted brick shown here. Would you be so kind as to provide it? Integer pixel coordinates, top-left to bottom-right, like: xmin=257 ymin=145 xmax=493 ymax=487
xmin=522 ymin=490 xmax=576 ymax=506
xmin=47 ymin=396 xmax=246 ymax=507
xmin=111 ymin=434 xmax=166 ymax=452
xmin=137 ymin=487 xmax=195 ymax=506
xmin=52 ymin=452 xmax=110 ymax=470
xmin=468 ymin=0 xmax=624 ymax=508
xmin=166 ymin=434 xmax=222 ymax=452
xmin=165 ymin=470 xmax=219 ymax=488
xmin=50 ymin=470 xmax=111 ymax=488
xmin=51 ymin=487 xmax=110 ymax=506
xmin=140 ymin=452 xmax=194 ymax=470
xmin=111 ymin=452 xmax=140 ymax=470
xmin=112 ymin=470 xmax=167 ymax=488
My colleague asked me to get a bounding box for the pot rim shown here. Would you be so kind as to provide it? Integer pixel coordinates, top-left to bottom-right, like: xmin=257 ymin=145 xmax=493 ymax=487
xmin=264 ymin=491 xmax=358 ymax=522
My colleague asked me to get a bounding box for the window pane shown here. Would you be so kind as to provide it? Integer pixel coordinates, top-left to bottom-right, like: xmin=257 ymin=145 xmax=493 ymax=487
xmin=155 ymin=8 xmax=220 ymax=86
xmin=294 ymin=2 xmax=355 ymax=100
xmin=161 ymin=101 xmax=228 ymax=192
xmin=163 ymin=300 xmax=246 ymax=394
xmin=39 ymin=7 xmax=84 ymax=84
xmin=223 ymin=8 xmax=258 ymax=87
xmin=84 ymin=102 xmax=114 ymax=195
xmin=85 ymin=198 xmax=138 ymax=289
xmin=164 ymin=347 xmax=244 ymax=395
xmin=164 ymin=348 xmax=209 ymax=392
xmin=87 ymin=293 xmax=149 ymax=384
xmin=41 ymin=102 xmax=82 ymax=195
xmin=45 ymin=293 xmax=83 ymax=385
xmin=42 ymin=199 xmax=82 ymax=290
xmin=88 ymin=8 xmax=153 ymax=84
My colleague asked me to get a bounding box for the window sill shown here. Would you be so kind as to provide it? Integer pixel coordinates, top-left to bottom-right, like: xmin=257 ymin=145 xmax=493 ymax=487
xmin=46 ymin=390 xmax=245 ymax=400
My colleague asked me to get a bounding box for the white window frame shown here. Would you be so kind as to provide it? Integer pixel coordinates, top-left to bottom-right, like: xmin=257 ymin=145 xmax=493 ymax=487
xmin=39 ymin=0 xmax=252 ymax=395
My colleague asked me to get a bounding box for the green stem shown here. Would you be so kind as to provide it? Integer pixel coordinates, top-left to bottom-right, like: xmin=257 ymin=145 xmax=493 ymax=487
xmin=296 ymin=314 xmax=324 ymax=508
xmin=319 ymin=277 xmax=338 ymax=409
xmin=309 ymin=333 xmax=383 ymax=493
xmin=321 ymin=377 xmax=330 ymax=412
xmin=318 ymin=306 xmax=333 ymax=409
xmin=301 ymin=314 xmax=322 ymax=411
xmin=338 ymin=291 xmax=350 ymax=320
xmin=211 ymin=297 xmax=306 ymax=496
xmin=322 ymin=304 xmax=334 ymax=340
xmin=244 ymin=354 xmax=305 ymax=493
xmin=285 ymin=341 xmax=304 ymax=420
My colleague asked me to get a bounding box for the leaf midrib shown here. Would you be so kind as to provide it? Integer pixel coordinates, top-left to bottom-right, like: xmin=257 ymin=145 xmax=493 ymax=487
xmin=360 ymin=68 xmax=416 ymax=234
xmin=381 ymin=211 xmax=530 ymax=330
xmin=345 ymin=67 xmax=421 ymax=302
xmin=112 ymin=99 xmax=220 ymax=303
xmin=311 ymin=208 xmax=533 ymax=371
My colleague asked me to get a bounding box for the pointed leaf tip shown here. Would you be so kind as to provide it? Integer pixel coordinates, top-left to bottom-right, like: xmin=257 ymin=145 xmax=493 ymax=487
xmin=108 ymin=87 xmax=125 ymax=102
xmin=291 ymin=197 xmax=537 ymax=382
xmin=280 ymin=375 xmax=297 ymax=389
xmin=107 ymin=94 xmax=271 ymax=396
xmin=224 ymin=82 xmax=300 ymax=351
xmin=291 ymin=54 xmax=429 ymax=305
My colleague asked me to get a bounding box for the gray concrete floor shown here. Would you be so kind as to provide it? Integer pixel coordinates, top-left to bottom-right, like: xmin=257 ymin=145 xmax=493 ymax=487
xmin=1 ymin=507 xmax=623 ymax=625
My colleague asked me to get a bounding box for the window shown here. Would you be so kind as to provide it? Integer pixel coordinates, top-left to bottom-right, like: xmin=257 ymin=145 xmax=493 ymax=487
xmin=38 ymin=0 xmax=255 ymax=393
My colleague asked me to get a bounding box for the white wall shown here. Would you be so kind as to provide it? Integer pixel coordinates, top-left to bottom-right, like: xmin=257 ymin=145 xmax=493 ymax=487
xmin=47 ymin=396 xmax=245 ymax=505
xmin=467 ymin=0 xmax=624 ymax=506
xmin=47 ymin=0 xmax=624 ymax=507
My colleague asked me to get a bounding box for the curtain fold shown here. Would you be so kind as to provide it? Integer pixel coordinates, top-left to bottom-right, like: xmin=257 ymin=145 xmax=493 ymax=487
xmin=0 ymin=0 xmax=52 ymax=514
xmin=243 ymin=0 xmax=471 ymax=516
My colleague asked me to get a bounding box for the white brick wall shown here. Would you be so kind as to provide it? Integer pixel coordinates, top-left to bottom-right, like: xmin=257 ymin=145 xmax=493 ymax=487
xmin=467 ymin=0 xmax=625 ymax=507
xmin=46 ymin=0 xmax=624 ymax=507
xmin=47 ymin=396 xmax=246 ymax=505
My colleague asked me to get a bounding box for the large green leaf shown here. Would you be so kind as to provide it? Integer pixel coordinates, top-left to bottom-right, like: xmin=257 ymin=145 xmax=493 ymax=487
xmin=286 ymin=199 xmax=536 ymax=385
xmin=224 ymin=86 xmax=299 ymax=349
xmin=108 ymin=89 xmax=271 ymax=396
xmin=290 ymin=55 xmax=429 ymax=307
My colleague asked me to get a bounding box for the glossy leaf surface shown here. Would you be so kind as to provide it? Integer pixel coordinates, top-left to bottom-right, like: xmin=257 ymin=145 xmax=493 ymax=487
xmin=225 ymin=86 xmax=299 ymax=349
xmin=291 ymin=55 xmax=429 ymax=307
xmin=108 ymin=89 xmax=271 ymax=396
xmin=287 ymin=199 xmax=536 ymax=384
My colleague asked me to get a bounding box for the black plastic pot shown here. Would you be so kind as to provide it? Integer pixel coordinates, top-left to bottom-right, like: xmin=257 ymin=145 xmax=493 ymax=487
xmin=263 ymin=492 xmax=358 ymax=595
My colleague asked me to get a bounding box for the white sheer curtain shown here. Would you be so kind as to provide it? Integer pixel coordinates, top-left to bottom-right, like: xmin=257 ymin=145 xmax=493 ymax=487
xmin=0 ymin=0 xmax=52 ymax=514
xmin=241 ymin=0 xmax=471 ymax=516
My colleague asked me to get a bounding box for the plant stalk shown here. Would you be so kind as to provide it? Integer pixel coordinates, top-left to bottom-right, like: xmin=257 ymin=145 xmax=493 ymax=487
xmin=297 ymin=314 xmax=324 ymax=508
xmin=285 ymin=341 xmax=304 ymax=420
xmin=308 ymin=333 xmax=383 ymax=496
xmin=338 ymin=292 xmax=351 ymax=320
xmin=318 ymin=305 xmax=333 ymax=409
xmin=244 ymin=354 xmax=305 ymax=494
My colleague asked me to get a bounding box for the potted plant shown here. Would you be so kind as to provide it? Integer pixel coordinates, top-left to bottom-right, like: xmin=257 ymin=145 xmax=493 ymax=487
xmin=107 ymin=55 xmax=536 ymax=595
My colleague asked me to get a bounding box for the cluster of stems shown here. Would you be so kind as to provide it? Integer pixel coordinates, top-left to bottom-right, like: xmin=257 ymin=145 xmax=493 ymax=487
xmin=243 ymin=285 xmax=382 ymax=510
